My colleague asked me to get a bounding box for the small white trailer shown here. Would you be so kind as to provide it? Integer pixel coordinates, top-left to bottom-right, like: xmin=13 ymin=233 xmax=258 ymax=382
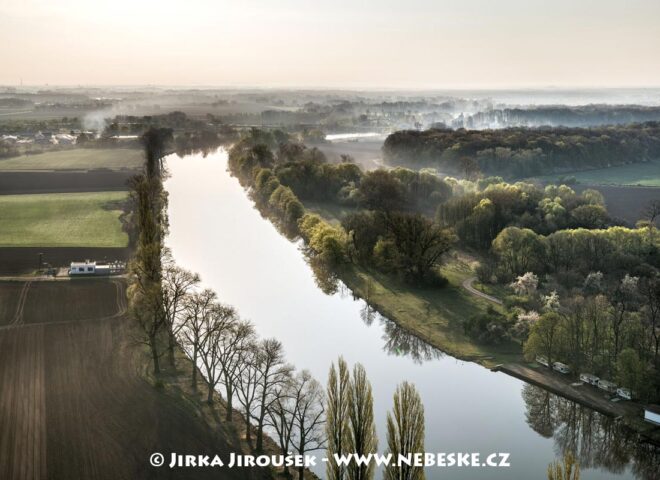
xmin=552 ymin=362 xmax=571 ymax=374
xmin=536 ymin=356 xmax=549 ymax=367
xmin=580 ymin=373 xmax=599 ymax=386
xmin=616 ymin=388 xmax=632 ymax=400
xmin=597 ymin=379 xmax=618 ymax=393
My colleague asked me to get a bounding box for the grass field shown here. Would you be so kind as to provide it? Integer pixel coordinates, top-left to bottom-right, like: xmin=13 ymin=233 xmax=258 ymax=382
xmin=340 ymin=254 xmax=522 ymax=368
xmin=0 ymin=192 xmax=129 ymax=247
xmin=0 ymin=148 xmax=143 ymax=171
xmin=540 ymin=160 xmax=660 ymax=187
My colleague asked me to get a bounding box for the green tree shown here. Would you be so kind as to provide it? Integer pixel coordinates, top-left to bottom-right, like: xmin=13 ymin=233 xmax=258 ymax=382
xmin=524 ymin=312 xmax=562 ymax=366
xmin=326 ymin=357 xmax=351 ymax=480
xmin=384 ymin=382 xmax=425 ymax=480
xmin=347 ymin=364 xmax=377 ymax=480
xmin=492 ymin=227 xmax=545 ymax=279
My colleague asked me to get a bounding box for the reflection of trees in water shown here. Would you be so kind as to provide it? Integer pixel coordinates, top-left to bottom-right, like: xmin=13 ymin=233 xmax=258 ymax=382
xmin=307 ymin=255 xmax=340 ymax=295
xmin=522 ymin=384 xmax=660 ymax=479
xmin=379 ymin=316 xmax=443 ymax=364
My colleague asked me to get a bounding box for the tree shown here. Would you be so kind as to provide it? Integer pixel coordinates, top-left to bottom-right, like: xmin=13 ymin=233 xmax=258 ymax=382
xmin=492 ymin=227 xmax=545 ymax=279
xmin=459 ymin=156 xmax=480 ymax=180
xmin=267 ymin=375 xmax=296 ymax=475
xmin=510 ymin=272 xmax=539 ymax=296
xmin=547 ymin=452 xmax=580 ymax=480
xmin=290 ymin=370 xmax=326 ymax=480
xmin=126 ymin=128 xmax=172 ymax=375
xmin=197 ymin=302 xmax=239 ymax=403
xmin=616 ymin=348 xmax=648 ymax=400
xmin=643 ymin=199 xmax=660 ymax=242
xmin=384 ymin=382 xmax=425 ymax=480
xmin=524 ymin=312 xmax=562 ymax=366
xmin=326 ymin=357 xmax=351 ymax=480
xmin=358 ymin=170 xmax=406 ymax=212
xmin=162 ymin=258 xmax=200 ymax=367
xmin=384 ymin=213 xmax=456 ymax=283
xmin=180 ymin=289 xmax=217 ymax=389
xmin=347 ymin=364 xmax=377 ymax=480
xmin=236 ymin=347 xmax=261 ymax=446
xmin=218 ymin=319 xmax=256 ymax=421
xmin=639 ymin=276 xmax=660 ymax=365
xmin=610 ymin=274 xmax=640 ymax=359
xmin=141 ymin=127 xmax=173 ymax=180
xmin=254 ymin=339 xmax=293 ymax=452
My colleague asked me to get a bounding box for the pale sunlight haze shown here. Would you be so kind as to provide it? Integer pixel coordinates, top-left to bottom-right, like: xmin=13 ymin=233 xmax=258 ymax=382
xmin=1 ymin=0 xmax=659 ymax=87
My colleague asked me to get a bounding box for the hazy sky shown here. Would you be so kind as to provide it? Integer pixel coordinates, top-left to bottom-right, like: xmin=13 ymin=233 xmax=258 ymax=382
xmin=1 ymin=0 xmax=659 ymax=88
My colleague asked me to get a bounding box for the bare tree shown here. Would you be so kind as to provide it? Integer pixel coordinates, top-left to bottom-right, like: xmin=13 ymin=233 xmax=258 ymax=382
xmin=236 ymin=347 xmax=261 ymax=446
xmin=162 ymin=255 xmax=200 ymax=368
xmin=127 ymin=276 xmax=166 ymax=374
xmin=267 ymin=376 xmax=297 ymax=475
xmin=197 ymin=302 xmax=239 ymax=403
xmin=179 ymin=289 xmax=217 ymax=389
xmin=218 ymin=319 xmax=256 ymax=421
xmin=291 ymin=370 xmax=326 ymax=480
xmin=254 ymin=338 xmax=293 ymax=452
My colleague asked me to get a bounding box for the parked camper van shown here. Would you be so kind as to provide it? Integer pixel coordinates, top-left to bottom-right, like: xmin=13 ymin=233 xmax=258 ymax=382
xmin=552 ymin=362 xmax=571 ymax=374
xmin=580 ymin=373 xmax=599 ymax=386
xmin=616 ymin=388 xmax=632 ymax=400
xmin=536 ymin=356 xmax=549 ymax=367
xmin=597 ymin=379 xmax=617 ymax=393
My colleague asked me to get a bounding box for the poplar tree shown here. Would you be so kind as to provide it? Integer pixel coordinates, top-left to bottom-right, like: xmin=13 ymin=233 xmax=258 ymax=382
xmin=347 ymin=363 xmax=377 ymax=480
xmin=326 ymin=357 xmax=351 ymax=480
xmin=384 ymin=382 xmax=425 ymax=480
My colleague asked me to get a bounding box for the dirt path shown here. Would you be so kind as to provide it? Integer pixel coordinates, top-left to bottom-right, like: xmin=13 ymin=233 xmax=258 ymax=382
xmin=461 ymin=276 xmax=503 ymax=305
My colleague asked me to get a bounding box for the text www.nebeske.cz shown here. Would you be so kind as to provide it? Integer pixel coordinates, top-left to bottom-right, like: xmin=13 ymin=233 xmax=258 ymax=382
xmin=151 ymin=452 xmax=511 ymax=469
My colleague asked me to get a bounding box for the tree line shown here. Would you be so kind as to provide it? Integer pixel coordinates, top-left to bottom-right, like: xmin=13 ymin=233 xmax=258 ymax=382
xmin=382 ymin=123 xmax=660 ymax=178
xmin=228 ymin=130 xmax=457 ymax=286
xmin=157 ymin=258 xmax=430 ymax=480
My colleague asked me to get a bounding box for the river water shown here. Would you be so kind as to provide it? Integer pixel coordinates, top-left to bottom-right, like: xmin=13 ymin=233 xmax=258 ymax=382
xmin=165 ymin=149 xmax=651 ymax=480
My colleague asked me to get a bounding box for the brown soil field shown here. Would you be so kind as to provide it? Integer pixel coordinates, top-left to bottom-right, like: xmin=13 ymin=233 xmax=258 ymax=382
xmin=0 ymin=280 xmax=254 ymax=480
xmin=0 ymin=247 xmax=132 ymax=275
xmin=0 ymin=170 xmax=135 ymax=195
xmin=573 ymin=184 xmax=660 ymax=225
xmin=0 ymin=282 xmax=24 ymax=326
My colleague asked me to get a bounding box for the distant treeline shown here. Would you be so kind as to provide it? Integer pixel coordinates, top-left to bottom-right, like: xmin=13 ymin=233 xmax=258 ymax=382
xmin=383 ymin=122 xmax=660 ymax=178
xmin=459 ymin=105 xmax=660 ymax=129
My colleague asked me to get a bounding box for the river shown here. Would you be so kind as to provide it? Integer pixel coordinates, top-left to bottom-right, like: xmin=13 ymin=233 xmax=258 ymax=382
xmin=165 ymin=149 xmax=653 ymax=480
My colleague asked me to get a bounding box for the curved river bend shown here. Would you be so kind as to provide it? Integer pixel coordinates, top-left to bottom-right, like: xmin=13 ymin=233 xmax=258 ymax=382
xmin=165 ymin=150 xmax=650 ymax=480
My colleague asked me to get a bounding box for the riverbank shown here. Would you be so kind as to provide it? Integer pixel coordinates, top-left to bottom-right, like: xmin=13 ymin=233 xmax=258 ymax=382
xmin=494 ymin=363 xmax=660 ymax=445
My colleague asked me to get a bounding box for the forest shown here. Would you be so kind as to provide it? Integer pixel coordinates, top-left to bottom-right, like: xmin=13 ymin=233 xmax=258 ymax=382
xmin=382 ymin=122 xmax=660 ymax=178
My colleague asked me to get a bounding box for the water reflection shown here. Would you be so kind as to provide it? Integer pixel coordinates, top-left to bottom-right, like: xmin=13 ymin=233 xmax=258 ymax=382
xmin=379 ymin=316 xmax=443 ymax=364
xmin=522 ymin=385 xmax=660 ymax=480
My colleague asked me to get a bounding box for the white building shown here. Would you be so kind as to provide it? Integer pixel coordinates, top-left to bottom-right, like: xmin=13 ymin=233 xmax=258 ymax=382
xmin=69 ymin=261 xmax=98 ymax=275
xmin=69 ymin=260 xmax=121 ymax=276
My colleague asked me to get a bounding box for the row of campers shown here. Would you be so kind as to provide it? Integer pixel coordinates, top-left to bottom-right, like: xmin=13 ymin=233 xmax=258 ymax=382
xmin=536 ymin=356 xmax=632 ymax=400
xmin=69 ymin=260 xmax=125 ymax=276
xmin=579 ymin=373 xmax=632 ymax=400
